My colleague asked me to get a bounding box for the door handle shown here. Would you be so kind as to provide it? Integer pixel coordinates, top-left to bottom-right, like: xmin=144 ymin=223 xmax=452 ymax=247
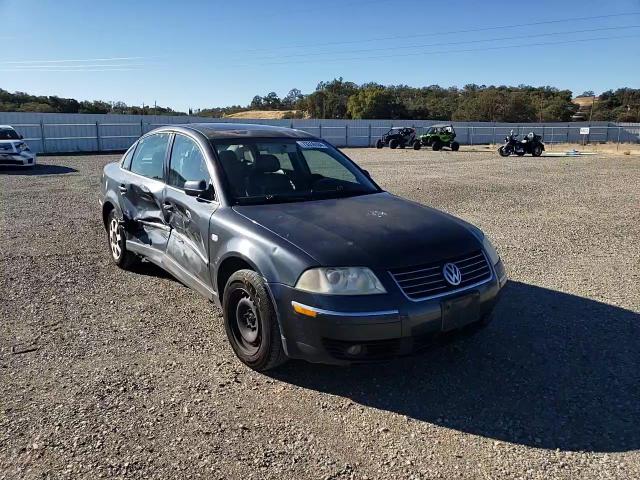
xmin=162 ymin=201 xmax=174 ymax=212
xmin=118 ymin=184 xmax=127 ymax=194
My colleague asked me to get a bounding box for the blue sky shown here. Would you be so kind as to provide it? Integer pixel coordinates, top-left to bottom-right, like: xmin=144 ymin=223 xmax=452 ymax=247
xmin=1 ymin=0 xmax=639 ymax=111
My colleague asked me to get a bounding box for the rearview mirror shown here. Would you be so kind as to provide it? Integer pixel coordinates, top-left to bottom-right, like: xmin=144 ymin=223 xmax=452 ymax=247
xmin=184 ymin=180 xmax=207 ymax=197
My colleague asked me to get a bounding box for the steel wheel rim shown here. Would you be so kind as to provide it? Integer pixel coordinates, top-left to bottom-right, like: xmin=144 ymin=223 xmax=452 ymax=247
xmin=229 ymin=288 xmax=261 ymax=355
xmin=109 ymin=217 xmax=122 ymax=259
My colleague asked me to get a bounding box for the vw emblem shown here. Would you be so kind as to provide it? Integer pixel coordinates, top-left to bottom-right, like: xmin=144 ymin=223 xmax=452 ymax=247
xmin=442 ymin=263 xmax=462 ymax=286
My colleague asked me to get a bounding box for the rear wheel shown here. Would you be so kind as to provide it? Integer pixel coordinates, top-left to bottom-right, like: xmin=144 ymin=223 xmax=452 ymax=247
xmin=389 ymin=139 xmax=398 ymax=149
xmin=375 ymin=139 xmax=383 ymax=149
xmin=432 ymin=140 xmax=442 ymax=151
xmin=450 ymin=141 xmax=460 ymax=151
xmin=106 ymin=209 xmax=138 ymax=269
xmin=413 ymin=140 xmax=421 ymax=150
xmin=222 ymin=270 xmax=287 ymax=371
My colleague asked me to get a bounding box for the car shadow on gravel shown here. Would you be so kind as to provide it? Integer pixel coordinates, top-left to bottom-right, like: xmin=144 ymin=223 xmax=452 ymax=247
xmin=271 ymin=281 xmax=640 ymax=453
xmin=0 ymin=164 xmax=77 ymax=175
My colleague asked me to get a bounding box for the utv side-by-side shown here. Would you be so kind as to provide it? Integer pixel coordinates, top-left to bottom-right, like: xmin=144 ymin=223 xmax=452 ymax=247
xmin=375 ymin=127 xmax=418 ymax=149
xmin=417 ymin=124 xmax=460 ymax=151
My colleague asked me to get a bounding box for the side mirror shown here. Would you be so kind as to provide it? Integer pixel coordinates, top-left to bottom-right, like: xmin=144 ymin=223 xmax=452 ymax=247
xmin=184 ymin=180 xmax=208 ymax=197
xmin=362 ymin=169 xmax=371 ymax=178
xmin=18 ymin=134 xmax=24 ymax=139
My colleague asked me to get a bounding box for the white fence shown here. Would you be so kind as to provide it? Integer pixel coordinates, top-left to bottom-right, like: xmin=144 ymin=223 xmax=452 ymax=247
xmin=1 ymin=112 xmax=638 ymax=153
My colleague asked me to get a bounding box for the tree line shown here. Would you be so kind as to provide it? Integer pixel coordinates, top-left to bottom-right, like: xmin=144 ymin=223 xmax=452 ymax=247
xmin=2 ymin=81 xmax=639 ymax=122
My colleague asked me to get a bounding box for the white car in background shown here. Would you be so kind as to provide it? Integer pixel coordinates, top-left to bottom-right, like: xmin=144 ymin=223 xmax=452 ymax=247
xmin=0 ymin=125 xmax=37 ymax=168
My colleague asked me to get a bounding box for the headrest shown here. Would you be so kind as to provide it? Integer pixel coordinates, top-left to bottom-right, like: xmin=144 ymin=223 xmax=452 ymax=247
xmin=254 ymin=154 xmax=280 ymax=173
xmin=218 ymin=150 xmax=239 ymax=164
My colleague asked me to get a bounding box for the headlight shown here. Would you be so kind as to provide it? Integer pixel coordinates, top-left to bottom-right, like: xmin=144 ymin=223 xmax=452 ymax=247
xmin=482 ymin=236 xmax=500 ymax=265
xmin=295 ymin=267 xmax=387 ymax=295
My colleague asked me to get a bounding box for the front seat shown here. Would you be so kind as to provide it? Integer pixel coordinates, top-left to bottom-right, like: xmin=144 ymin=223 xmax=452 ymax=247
xmin=246 ymin=154 xmax=294 ymax=196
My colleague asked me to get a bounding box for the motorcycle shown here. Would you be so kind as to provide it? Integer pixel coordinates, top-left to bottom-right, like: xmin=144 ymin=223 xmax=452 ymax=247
xmin=498 ymin=130 xmax=545 ymax=157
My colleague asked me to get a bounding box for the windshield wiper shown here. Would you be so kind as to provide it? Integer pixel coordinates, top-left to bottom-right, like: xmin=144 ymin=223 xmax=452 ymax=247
xmin=236 ymin=193 xmax=312 ymax=205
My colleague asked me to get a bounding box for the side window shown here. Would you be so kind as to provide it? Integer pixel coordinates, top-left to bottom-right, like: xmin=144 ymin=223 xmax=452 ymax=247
xmin=130 ymin=133 xmax=170 ymax=180
xmin=168 ymin=134 xmax=210 ymax=189
xmin=302 ymin=149 xmax=357 ymax=182
xmin=121 ymin=143 xmax=137 ymax=170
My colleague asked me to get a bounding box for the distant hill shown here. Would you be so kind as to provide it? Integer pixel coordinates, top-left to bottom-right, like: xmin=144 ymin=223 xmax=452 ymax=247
xmin=572 ymin=96 xmax=598 ymax=120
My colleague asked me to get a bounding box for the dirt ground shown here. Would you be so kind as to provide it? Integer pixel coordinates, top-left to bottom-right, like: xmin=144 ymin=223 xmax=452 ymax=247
xmin=1 ymin=148 xmax=639 ymax=479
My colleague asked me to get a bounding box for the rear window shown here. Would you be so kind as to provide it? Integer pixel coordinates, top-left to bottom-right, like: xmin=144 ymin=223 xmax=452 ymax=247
xmin=129 ymin=133 xmax=170 ymax=181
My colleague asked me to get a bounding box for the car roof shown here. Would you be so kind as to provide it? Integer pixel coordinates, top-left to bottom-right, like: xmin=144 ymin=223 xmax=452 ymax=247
xmin=167 ymin=122 xmax=315 ymax=140
xmin=428 ymin=124 xmax=453 ymax=128
xmin=0 ymin=125 xmax=16 ymax=129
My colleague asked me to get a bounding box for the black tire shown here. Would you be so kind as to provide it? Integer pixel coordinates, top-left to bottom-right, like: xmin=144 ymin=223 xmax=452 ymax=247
xmin=106 ymin=209 xmax=138 ymax=269
xmin=450 ymin=141 xmax=460 ymax=151
xmin=498 ymin=146 xmax=510 ymax=157
xmin=432 ymin=140 xmax=442 ymax=151
xmin=222 ymin=269 xmax=287 ymax=371
xmin=532 ymin=144 xmax=543 ymax=157
xmin=413 ymin=140 xmax=421 ymax=150
xmin=389 ymin=139 xmax=398 ymax=149
xmin=375 ymin=139 xmax=383 ymax=149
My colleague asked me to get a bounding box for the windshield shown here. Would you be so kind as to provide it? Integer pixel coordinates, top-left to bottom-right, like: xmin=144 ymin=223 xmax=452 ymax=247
xmin=0 ymin=128 xmax=20 ymax=140
xmin=212 ymin=139 xmax=379 ymax=205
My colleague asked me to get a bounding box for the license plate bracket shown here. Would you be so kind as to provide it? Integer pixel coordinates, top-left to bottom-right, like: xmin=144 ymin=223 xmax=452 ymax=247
xmin=441 ymin=292 xmax=481 ymax=331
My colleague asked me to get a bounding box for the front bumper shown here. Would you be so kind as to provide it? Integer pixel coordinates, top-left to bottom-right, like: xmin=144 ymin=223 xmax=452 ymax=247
xmin=269 ymin=259 xmax=506 ymax=365
xmin=0 ymin=152 xmax=37 ymax=167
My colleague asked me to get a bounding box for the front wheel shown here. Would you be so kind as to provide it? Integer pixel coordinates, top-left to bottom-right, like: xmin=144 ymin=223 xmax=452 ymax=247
xmin=532 ymin=144 xmax=543 ymax=157
xmin=450 ymin=141 xmax=460 ymax=151
xmin=223 ymin=270 xmax=287 ymax=371
xmin=498 ymin=146 xmax=510 ymax=157
xmin=389 ymin=139 xmax=398 ymax=149
xmin=413 ymin=140 xmax=421 ymax=150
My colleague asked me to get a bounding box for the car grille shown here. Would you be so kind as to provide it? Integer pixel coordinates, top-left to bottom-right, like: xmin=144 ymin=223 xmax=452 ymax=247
xmin=389 ymin=250 xmax=492 ymax=300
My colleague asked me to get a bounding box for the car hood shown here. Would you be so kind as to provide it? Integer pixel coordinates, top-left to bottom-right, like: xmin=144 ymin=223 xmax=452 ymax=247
xmin=233 ymin=192 xmax=481 ymax=269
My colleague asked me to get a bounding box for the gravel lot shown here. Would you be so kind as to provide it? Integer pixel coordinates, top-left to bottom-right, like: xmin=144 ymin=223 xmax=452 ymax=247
xmin=1 ymin=148 xmax=639 ymax=479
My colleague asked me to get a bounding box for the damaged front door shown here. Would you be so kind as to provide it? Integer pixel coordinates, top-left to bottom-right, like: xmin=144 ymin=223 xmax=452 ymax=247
xmin=120 ymin=133 xmax=171 ymax=259
xmin=163 ymin=133 xmax=217 ymax=297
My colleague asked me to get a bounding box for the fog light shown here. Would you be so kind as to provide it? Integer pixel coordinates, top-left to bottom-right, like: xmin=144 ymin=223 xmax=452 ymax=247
xmin=346 ymin=344 xmax=362 ymax=356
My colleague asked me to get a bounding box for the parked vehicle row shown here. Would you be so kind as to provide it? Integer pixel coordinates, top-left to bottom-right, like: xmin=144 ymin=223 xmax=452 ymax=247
xmin=375 ymin=125 xmax=546 ymax=157
xmin=100 ymin=123 xmax=506 ymax=371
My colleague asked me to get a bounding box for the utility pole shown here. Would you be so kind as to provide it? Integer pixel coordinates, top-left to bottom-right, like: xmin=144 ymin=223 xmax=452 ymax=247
xmin=589 ymin=94 xmax=596 ymax=123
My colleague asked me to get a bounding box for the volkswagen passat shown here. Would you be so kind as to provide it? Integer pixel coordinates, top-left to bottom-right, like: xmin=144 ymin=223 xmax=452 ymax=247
xmin=100 ymin=123 xmax=506 ymax=370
